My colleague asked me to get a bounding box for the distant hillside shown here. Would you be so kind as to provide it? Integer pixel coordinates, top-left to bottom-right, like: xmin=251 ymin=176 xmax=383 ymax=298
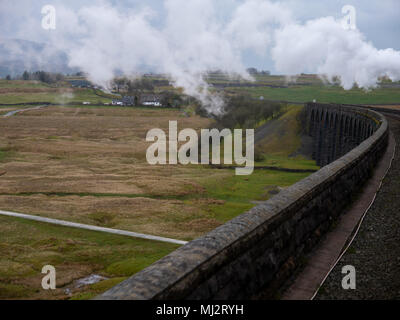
xmin=255 ymin=105 xmax=313 ymax=159
xmin=0 ymin=38 xmax=78 ymax=77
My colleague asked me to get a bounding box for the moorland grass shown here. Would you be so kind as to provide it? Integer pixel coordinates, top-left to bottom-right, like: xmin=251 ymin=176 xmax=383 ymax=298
xmin=0 ymin=83 xmax=320 ymax=299
xmin=199 ymin=169 xmax=311 ymax=223
xmin=0 ymin=215 xmax=179 ymax=300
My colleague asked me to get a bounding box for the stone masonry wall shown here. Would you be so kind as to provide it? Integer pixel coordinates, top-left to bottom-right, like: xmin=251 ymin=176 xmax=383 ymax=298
xmin=98 ymin=104 xmax=388 ymax=300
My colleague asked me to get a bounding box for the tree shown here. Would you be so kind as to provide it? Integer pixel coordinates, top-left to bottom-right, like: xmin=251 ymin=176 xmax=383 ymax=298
xmin=160 ymin=91 xmax=183 ymax=108
xmin=246 ymin=68 xmax=258 ymax=75
xmin=127 ymin=78 xmax=154 ymax=92
xmin=114 ymin=77 xmax=128 ymax=93
xmin=55 ymin=73 xmax=65 ymax=82
xmin=23 ymin=71 xmax=30 ymax=80
xmin=215 ymin=95 xmax=284 ymax=130
xmin=126 ymin=78 xmax=155 ymax=104
xmin=5 ymin=75 xmax=11 ymax=80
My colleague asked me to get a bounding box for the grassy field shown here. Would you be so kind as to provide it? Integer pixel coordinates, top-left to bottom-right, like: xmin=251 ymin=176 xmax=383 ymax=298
xmin=0 ymin=79 xmax=322 ymax=299
xmin=203 ymin=73 xmax=400 ymax=105
xmin=229 ymin=84 xmax=400 ymax=105
xmin=207 ymin=73 xmax=322 ymax=85
xmin=0 ymin=105 xmax=314 ymax=237
xmin=0 ymin=215 xmax=179 ymax=300
xmin=3 ymin=75 xmax=399 ymax=106
xmin=0 ymin=75 xmax=397 ymax=299
xmin=198 ymin=169 xmax=311 ymax=222
xmin=0 ymin=80 xmax=112 ymax=105
xmin=0 ymin=102 xmax=316 ymax=299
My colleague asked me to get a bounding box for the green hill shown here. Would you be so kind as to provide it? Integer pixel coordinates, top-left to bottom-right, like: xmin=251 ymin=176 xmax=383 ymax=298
xmin=254 ymin=105 xmax=318 ymax=170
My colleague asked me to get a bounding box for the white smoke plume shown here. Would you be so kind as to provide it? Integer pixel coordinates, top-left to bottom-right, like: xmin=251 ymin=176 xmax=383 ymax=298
xmin=52 ymin=0 xmax=293 ymax=114
xmin=2 ymin=0 xmax=400 ymax=113
xmin=272 ymin=16 xmax=400 ymax=89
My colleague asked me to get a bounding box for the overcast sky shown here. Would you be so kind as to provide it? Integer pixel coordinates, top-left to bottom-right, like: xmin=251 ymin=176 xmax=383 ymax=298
xmin=0 ymin=0 xmax=399 ymax=73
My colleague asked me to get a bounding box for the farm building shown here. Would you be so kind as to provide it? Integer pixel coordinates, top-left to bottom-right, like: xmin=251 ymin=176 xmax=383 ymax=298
xmin=140 ymin=94 xmax=163 ymax=107
xmin=112 ymin=94 xmax=164 ymax=107
xmin=111 ymin=100 xmax=124 ymax=106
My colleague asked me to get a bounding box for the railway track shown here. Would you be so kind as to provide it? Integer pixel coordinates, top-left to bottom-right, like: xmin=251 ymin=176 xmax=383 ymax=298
xmin=314 ymin=107 xmax=400 ymax=300
xmin=281 ymin=105 xmax=399 ymax=300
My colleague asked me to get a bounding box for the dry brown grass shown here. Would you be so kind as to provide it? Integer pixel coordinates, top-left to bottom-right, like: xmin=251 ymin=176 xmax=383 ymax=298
xmin=0 ymin=106 xmax=224 ymax=240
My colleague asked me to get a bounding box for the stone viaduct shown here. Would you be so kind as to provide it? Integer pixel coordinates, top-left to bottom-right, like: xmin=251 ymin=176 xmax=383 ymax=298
xmin=306 ymin=103 xmax=379 ymax=166
xmin=98 ymin=103 xmax=388 ymax=300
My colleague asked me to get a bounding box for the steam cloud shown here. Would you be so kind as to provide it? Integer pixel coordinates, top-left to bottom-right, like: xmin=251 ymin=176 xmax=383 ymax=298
xmin=272 ymin=16 xmax=400 ymax=89
xmin=4 ymin=0 xmax=400 ymax=113
xmin=55 ymin=0 xmax=293 ymax=114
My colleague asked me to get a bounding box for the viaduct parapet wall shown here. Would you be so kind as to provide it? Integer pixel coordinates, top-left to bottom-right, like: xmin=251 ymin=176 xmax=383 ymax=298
xmin=98 ymin=103 xmax=388 ymax=300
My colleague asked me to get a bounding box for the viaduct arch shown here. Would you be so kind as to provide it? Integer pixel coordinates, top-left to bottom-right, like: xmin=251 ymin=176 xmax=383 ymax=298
xmin=305 ymin=103 xmax=379 ymax=167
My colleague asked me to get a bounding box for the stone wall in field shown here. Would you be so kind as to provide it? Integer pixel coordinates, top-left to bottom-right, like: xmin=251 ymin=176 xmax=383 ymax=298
xmin=98 ymin=103 xmax=388 ymax=300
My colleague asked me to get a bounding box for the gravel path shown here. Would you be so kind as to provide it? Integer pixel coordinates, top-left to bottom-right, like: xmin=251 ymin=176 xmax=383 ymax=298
xmin=2 ymin=105 xmax=48 ymax=117
xmin=0 ymin=210 xmax=187 ymax=245
xmin=316 ymin=114 xmax=400 ymax=300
